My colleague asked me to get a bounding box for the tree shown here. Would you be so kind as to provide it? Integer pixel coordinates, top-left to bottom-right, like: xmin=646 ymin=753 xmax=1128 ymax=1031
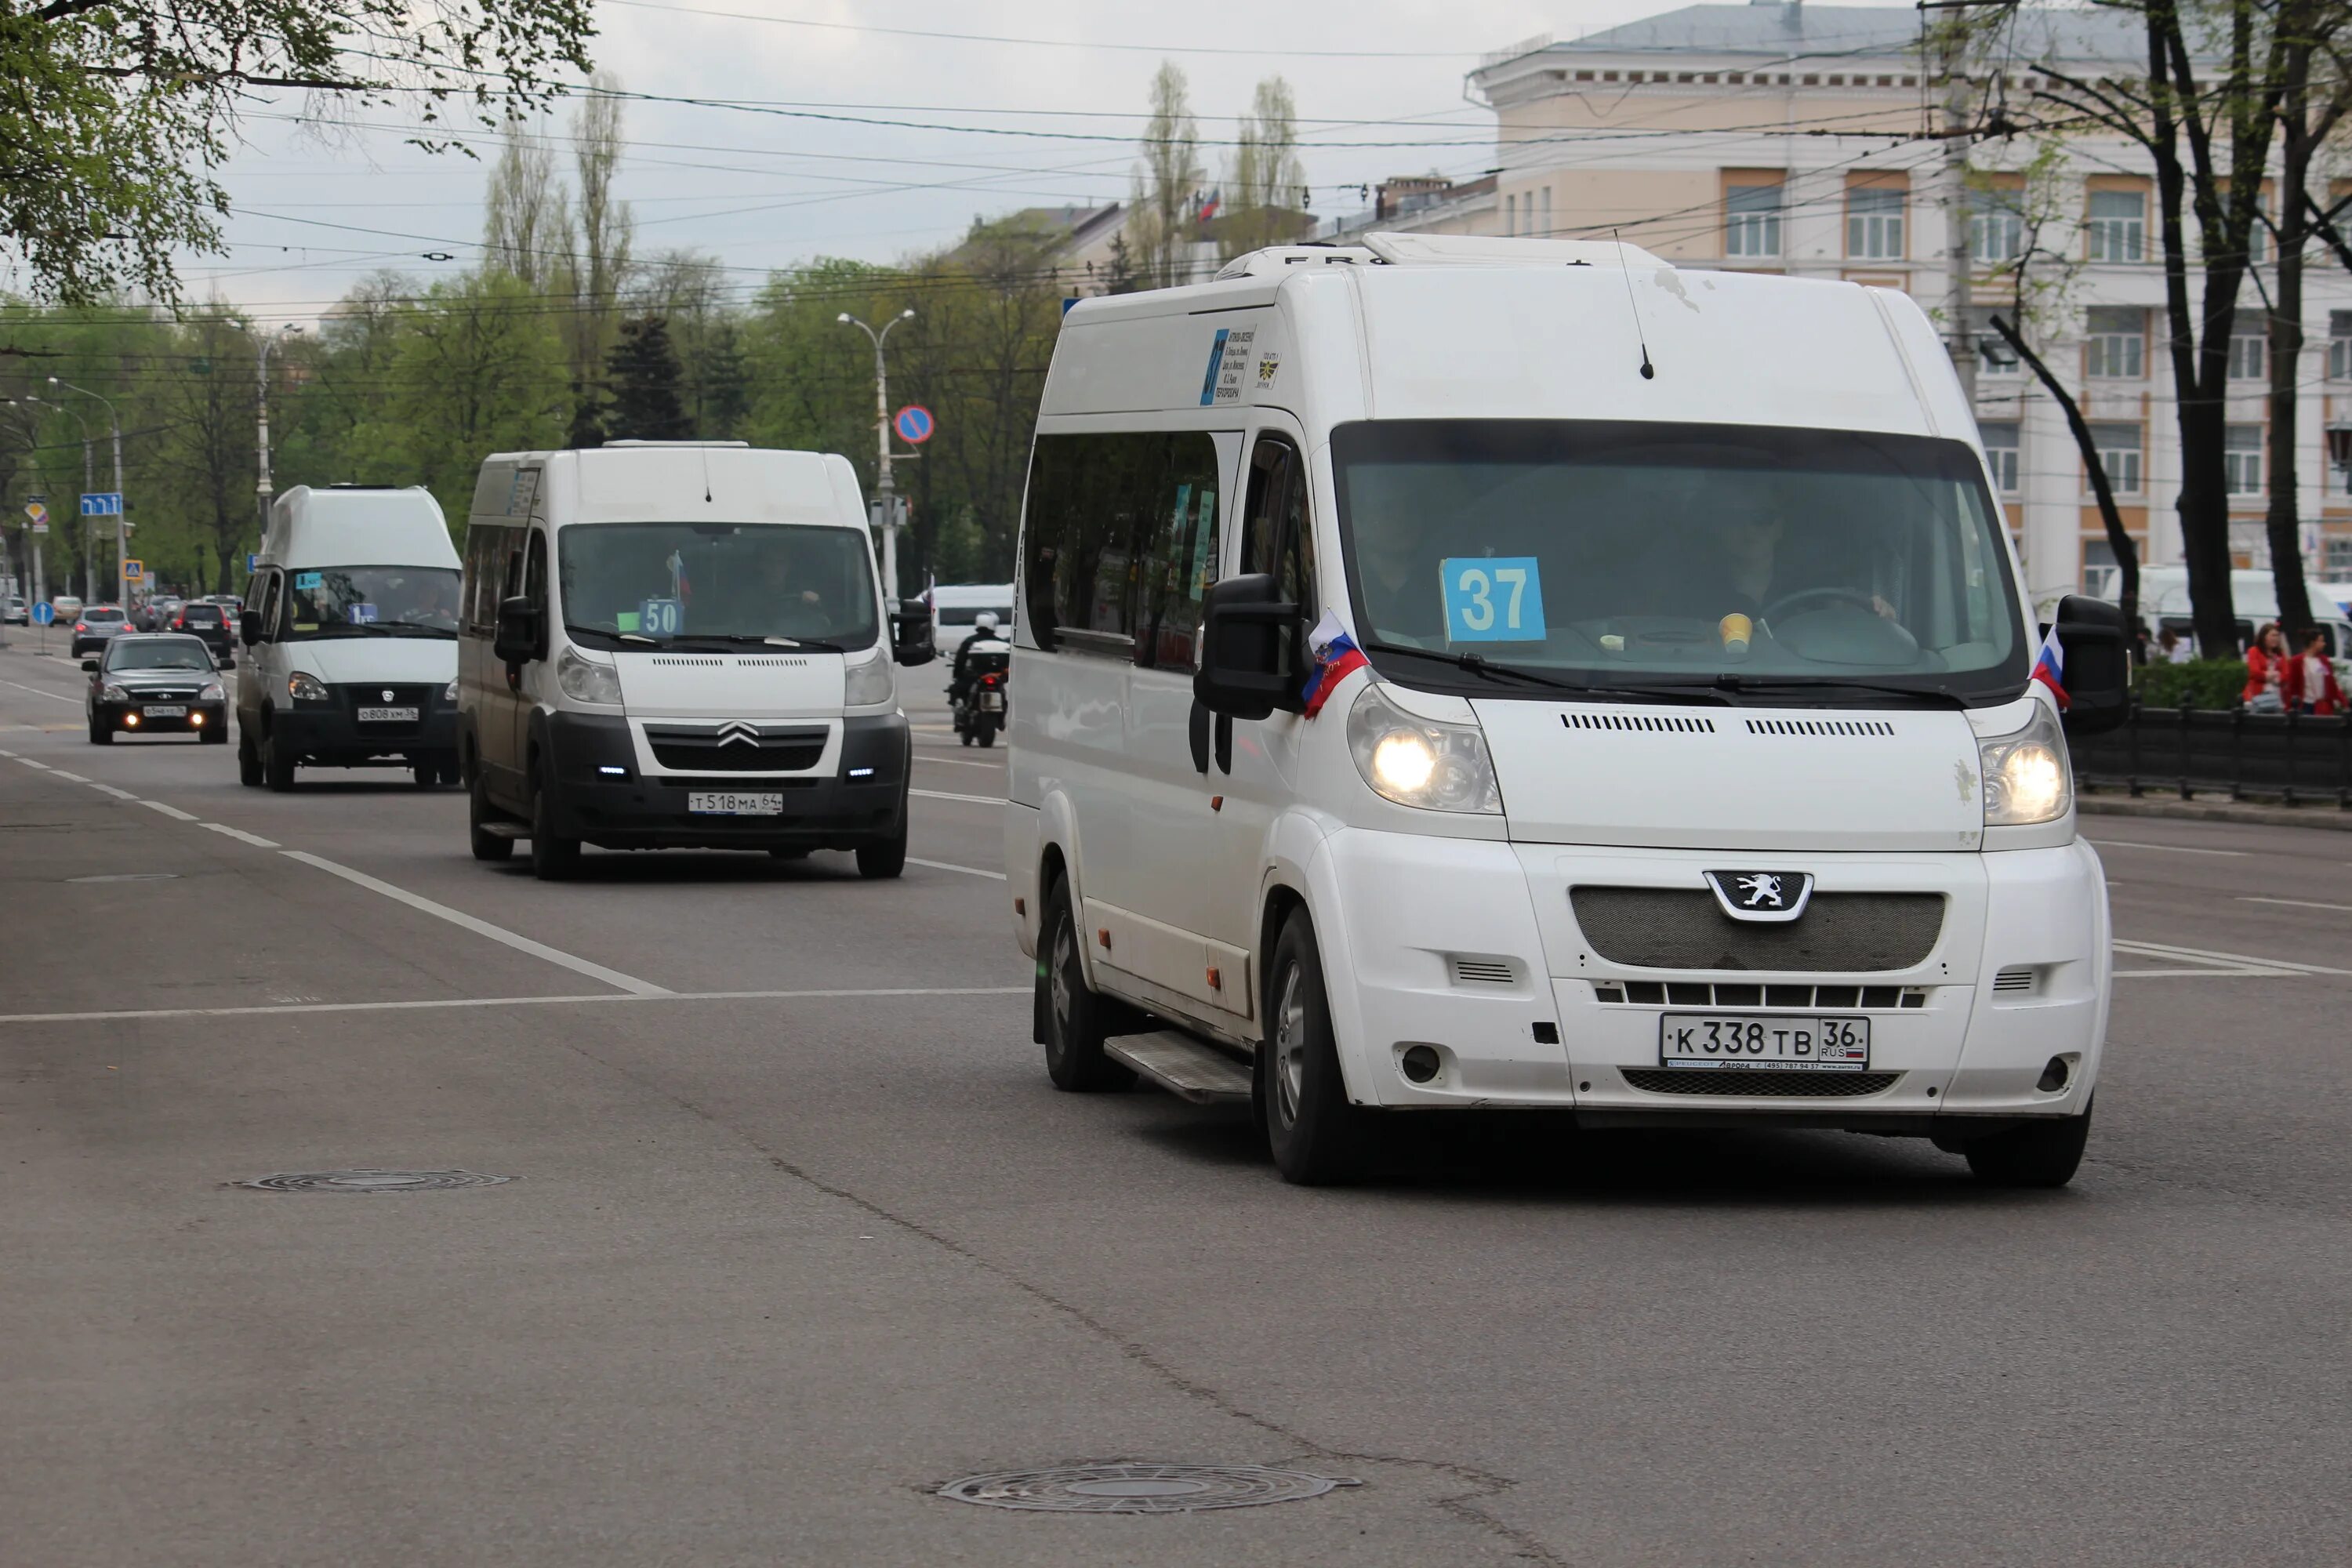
xmin=602 ymin=316 xmax=688 ymax=440
xmin=0 ymin=0 xmax=594 ymax=304
xmin=1221 ymin=77 xmax=1310 ymax=260
xmin=484 ymin=122 xmax=572 ymax=289
xmin=152 ymin=313 xmax=259 ymax=593
xmin=566 ymin=72 xmax=633 ymax=445
xmin=1126 ymin=64 xmax=1204 ymax=289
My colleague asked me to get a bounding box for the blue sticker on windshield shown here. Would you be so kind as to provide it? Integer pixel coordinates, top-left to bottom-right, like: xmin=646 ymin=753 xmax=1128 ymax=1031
xmin=639 ymin=597 xmax=683 ymax=637
xmin=294 ymin=571 xmax=322 ymax=590
xmin=1441 ymin=557 xmax=1547 ymax=643
xmin=348 ymin=601 xmax=378 ymax=623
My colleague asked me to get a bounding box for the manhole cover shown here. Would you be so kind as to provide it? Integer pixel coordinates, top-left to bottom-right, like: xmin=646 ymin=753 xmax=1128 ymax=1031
xmin=67 ymin=873 xmax=179 ymax=883
xmin=938 ymin=1462 xmax=1357 ymax=1515
xmin=239 ymin=1169 xmax=513 ymax=1194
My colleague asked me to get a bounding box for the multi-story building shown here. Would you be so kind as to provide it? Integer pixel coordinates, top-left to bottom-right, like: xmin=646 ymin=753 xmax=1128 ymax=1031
xmin=1331 ymin=1 xmax=2352 ymax=611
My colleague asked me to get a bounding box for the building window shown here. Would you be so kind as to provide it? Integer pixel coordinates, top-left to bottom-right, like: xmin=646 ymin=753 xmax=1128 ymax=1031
xmin=2228 ymin=318 xmax=2267 ymax=381
xmin=2325 ymin=535 xmax=2352 ymax=574
xmin=2085 ymin=188 xmax=2146 ymax=262
xmin=1980 ymin=420 xmax=2020 ymax=492
xmin=2329 ymin=310 xmax=2352 ymax=379
xmin=2224 ymin=423 xmax=2264 ymax=495
xmin=2085 ymin=306 xmax=2146 ymax=379
xmin=1846 ymin=185 xmax=1904 ymax=260
xmin=1504 ymin=193 xmax=1516 ymax=236
xmin=1539 ymin=186 xmax=1552 ymax=238
xmin=2089 ymin=421 xmax=2143 ymax=494
xmin=2082 ymin=539 xmax=2136 ymax=600
xmin=1726 ymin=182 xmax=1783 ymax=257
xmin=1969 ymin=186 xmax=2025 ymax=264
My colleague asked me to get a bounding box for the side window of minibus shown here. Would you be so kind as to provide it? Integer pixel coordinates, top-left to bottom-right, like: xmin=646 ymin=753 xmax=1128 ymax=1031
xmin=1240 ymin=436 xmax=1316 ymax=681
xmin=522 ymin=531 xmax=549 ymax=619
xmin=258 ymin=572 xmax=283 ymax=640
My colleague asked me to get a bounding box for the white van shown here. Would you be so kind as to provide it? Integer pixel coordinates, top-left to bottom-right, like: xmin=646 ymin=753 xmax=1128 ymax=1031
xmin=237 ymin=485 xmax=463 ymax=791
xmin=456 ymin=441 xmax=935 ymax=880
xmin=1004 ymin=234 xmax=2131 ymax=1188
xmin=2114 ymin=565 xmax=2352 ymax=660
xmin=929 ymin=582 xmax=1016 ymax=659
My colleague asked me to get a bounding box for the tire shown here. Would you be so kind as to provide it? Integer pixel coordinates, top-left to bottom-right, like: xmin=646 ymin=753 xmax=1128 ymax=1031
xmin=528 ymin=774 xmax=579 ymax=880
xmin=468 ymin=769 xmax=514 ymax=862
xmin=979 ymin=724 xmax=996 ymax=749
xmin=1038 ymin=877 xmax=1134 ymax=1091
xmin=437 ymin=760 xmax=461 ymax=788
xmin=1261 ymin=909 xmax=1367 ymax=1185
xmin=855 ymin=815 xmax=907 ymax=880
xmin=263 ymin=728 xmax=296 ymax=792
xmin=88 ymin=714 xmax=110 ymax=745
xmin=960 ymin=725 xmax=974 ymax=747
xmin=237 ymin=731 xmax=263 ymax=787
xmin=412 ymin=763 xmax=437 ymax=789
xmin=1964 ymin=1100 xmax=2093 ymax=1189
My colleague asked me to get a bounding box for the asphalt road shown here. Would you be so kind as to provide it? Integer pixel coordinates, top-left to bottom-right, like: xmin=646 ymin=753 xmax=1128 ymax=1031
xmin=4 ymin=637 xmax=2348 ymax=1567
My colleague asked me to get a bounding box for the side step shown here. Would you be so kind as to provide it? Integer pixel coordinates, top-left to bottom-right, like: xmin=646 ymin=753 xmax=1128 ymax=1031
xmin=479 ymin=821 xmax=528 ymax=839
xmin=1105 ymin=1029 xmax=1254 ymax=1105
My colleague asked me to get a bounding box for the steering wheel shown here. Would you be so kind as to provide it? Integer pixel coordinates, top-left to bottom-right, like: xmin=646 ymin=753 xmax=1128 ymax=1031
xmin=1762 ymin=586 xmax=1882 ymax=622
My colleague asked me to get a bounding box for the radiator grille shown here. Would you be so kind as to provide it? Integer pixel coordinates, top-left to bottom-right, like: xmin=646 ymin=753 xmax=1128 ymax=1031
xmin=1621 ymin=1069 xmax=1903 ymax=1098
xmin=644 ymin=724 xmax=827 ymax=773
xmin=1992 ymin=967 xmax=2037 ymax=994
xmin=1571 ymin=887 xmax=1943 ymax=972
xmin=1593 ymin=982 xmax=1924 ymax=1009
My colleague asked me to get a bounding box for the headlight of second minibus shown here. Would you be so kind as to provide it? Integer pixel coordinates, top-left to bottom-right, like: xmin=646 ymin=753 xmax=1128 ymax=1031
xmin=1346 ymin=683 xmax=1501 ymax=814
xmin=556 ymin=647 xmax=623 ymax=706
xmin=842 ymin=648 xmax=895 ymax=708
xmin=1980 ymin=699 xmax=2071 ymax=826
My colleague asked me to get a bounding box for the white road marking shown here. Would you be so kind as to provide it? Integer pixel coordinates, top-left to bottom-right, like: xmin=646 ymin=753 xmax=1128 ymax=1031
xmin=0 ymin=985 xmax=1030 ymax=1026
xmin=910 ymin=787 xmax=1004 ymax=806
xmin=86 ymin=782 xmax=136 ymax=800
xmin=204 ymin=822 xmax=280 ymax=849
xmin=2240 ymin=895 xmax=2352 ymax=914
xmin=2089 ymin=839 xmax=2251 ymax=858
xmin=16 ymin=757 xmax=52 ymax=770
xmin=2112 ymin=938 xmax=2352 ymax=978
xmin=48 ymin=768 xmax=88 ymax=782
xmin=140 ymin=799 xmax=198 ymax=821
xmin=278 ymin=849 xmax=671 ymax=997
xmin=0 ymin=746 xmax=15 ymax=755
xmin=915 ymin=753 xmax=1004 ymax=770
xmin=909 ymin=856 xmax=1007 ymax=880
xmin=0 ymin=677 xmax=79 ymax=704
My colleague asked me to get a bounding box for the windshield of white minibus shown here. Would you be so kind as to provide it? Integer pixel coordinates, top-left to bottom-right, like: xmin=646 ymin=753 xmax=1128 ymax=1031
xmin=557 ymin=522 xmax=879 ymax=650
xmin=281 ymin=566 xmax=459 ymax=638
xmin=1331 ymin=420 xmax=2027 ymax=704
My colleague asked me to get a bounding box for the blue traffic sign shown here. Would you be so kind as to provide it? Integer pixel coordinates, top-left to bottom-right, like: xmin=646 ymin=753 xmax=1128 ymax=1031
xmin=247 ymin=553 xmax=261 ymax=573
xmin=31 ymin=601 xmax=54 ymax=626
xmin=893 ymin=405 xmax=935 ymax=445
xmin=79 ymin=492 xmax=122 ymax=517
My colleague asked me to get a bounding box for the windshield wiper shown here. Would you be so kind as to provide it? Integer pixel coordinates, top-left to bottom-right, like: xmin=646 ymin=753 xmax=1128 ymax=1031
xmin=1710 ymin=674 xmax=1965 ymax=709
xmin=666 ymin=632 xmax=852 ymax=653
xmin=368 ymin=619 xmax=456 ymax=636
xmin=1363 ymin=641 xmax=1734 ymax=705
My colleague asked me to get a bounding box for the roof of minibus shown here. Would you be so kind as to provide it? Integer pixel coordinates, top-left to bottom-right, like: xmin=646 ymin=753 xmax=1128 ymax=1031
xmin=261 ymin=485 xmax=459 ymax=570
xmin=476 ymin=445 xmax=867 ymax=529
xmin=1045 ymin=256 xmax=1964 ymax=444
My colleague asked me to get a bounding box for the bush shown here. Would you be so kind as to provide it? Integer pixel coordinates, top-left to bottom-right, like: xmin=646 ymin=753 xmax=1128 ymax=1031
xmin=2136 ymin=658 xmax=2246 ymax=710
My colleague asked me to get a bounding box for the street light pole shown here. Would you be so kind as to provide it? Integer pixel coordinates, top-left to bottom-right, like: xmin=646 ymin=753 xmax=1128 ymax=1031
xmin=255 ymin=325 xmax=303 ymax=555
xmin=837 ymin=309 xmax=916 ymax=601
xmin=47 ymin=378 xmax=122 ymax=601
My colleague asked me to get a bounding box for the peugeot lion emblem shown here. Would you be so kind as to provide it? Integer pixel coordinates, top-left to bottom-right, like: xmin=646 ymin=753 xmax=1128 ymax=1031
xmin=717 ymin=720 xmax=760 ymax=748
xmin=1703 ymin=869 xmax=1815 ymax=924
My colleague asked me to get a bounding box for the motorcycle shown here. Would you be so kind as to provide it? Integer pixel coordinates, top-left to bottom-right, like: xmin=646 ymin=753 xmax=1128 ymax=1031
xmin=952 ymin=637 xmax=1011 ymax=748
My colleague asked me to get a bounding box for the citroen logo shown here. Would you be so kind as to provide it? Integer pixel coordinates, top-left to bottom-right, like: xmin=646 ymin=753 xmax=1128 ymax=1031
xmin=717 ymin=720 xmax=760 ymax=748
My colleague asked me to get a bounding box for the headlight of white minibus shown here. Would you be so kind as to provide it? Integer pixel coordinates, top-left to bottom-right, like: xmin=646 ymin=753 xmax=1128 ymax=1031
xmin=1980 ymin=699 xmax=2071 ymax=826
xmin=843 ymin=647 xmax=895 ymax=708
xmin=556 ymin=646 xmax=623 ymax=706
xmin=1346 ymin=683 xmax=1501 ymax=814
xmin=288 ymin=670 xmax=329 ymax=702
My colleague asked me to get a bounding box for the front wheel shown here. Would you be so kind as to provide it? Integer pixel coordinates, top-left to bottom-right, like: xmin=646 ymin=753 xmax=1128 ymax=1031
xmin=412 ymin=763 xmax=437 ymax=789
xmin=88 ymin=715 xmax=110 ymax=745
xmin=1964 ymin=1101 xmax=2092 ymax=1189
xmin=855 ymin=816 xmax=907 ymax=880
xmin=263 ymin=729 xmax=296 ymax=792
xmin=469 ymin=769 xmax=514 ymax=862
xmin=1261 ymin=909 xmax=1367 ymax=1185
xmin=1038 ymin=878 xmax=1134 ymax=1091
xmin=237 ymin=731 xmax=263 ymax=786
xmin=528 ymin=775 xmax=579 ymax=880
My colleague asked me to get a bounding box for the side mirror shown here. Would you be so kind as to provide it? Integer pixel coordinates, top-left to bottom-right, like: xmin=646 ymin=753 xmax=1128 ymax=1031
xmin=493 ymin=596 xmax=543 ymax=666
xmin=81 ymin=659 xmax=99 ymax=673
xmin=2053 ymin=593 xmax=2130 ymax=738
xmin=891 ymin=604 xmax=936 ymax=666
xmin=238 ymin=608 xmax=261 ymax=647
xmin=1194 ymin=573 xmax=1299 ymax=720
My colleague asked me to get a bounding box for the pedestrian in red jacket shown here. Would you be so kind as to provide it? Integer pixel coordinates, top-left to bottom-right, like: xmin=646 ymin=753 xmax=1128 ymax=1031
xmin=2282 ymin=630 xmax=2346 ymax=716
xmin=2243 ymin=622 xmax=2289 ymax=713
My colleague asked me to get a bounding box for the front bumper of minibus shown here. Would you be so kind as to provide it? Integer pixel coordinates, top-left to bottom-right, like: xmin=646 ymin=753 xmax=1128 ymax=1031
xmin=1310 ymin=827 xmax=2107 ymax=1129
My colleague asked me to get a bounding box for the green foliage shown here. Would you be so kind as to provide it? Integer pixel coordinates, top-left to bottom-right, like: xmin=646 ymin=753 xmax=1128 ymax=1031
xmin=602 ymin=316 xmax=687 ymax=441
xmin=2136 ymin=659 xmax=2250 ymax=710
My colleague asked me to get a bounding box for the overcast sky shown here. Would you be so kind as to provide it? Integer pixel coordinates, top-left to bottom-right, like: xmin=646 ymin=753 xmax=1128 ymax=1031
xmin=193 ymin=0 xmax=1916 ymax=321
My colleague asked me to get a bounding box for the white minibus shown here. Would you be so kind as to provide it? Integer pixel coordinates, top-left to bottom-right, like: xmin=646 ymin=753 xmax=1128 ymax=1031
xmin=457 ymin=441 xmax=934 ymax=880
xmin=929 ymin=582 xmax=1016 ymax=659
xmin=238 ymin=485 xmax=463 ymax=789
xmin=1005 ymin=234 xmax=2130 ymax=1187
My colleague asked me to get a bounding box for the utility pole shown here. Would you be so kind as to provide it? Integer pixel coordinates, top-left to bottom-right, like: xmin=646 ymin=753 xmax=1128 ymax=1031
xmin=255 ymin=325 xmax=303 ymax=551
xmin=48 ymin=379 xmax=123 ymax=603
xmin=837 ymin=308 xmax=916 ymax=602
xmin=1926 ymin=4 xmax=1981 ymax=408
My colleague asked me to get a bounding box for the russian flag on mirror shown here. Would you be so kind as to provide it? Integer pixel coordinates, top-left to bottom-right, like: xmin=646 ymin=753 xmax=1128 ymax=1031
xmin=2029 ymin=627 xmax=2070 ymax=710
xmin=1301 ymin=610 xmax=1369 ymax=719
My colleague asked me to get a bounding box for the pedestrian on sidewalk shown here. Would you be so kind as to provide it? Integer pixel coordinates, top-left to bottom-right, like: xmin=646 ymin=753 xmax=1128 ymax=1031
xmin=2244 ymin=622 xmax=2289 ymax=713
xmin=2283 ymin=630 xmax=2345 ymax=716
xmin=2157 ymin=625 xmax=2192 ymax=664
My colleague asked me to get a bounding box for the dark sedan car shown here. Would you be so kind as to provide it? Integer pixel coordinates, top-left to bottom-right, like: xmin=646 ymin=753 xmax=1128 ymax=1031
xmin=69 ymin=604 xmax=131 ymax=658
xmin=85 ymin=634 xmax=228 ymax=745
xmin=169 ymin=600 xmax=235 ymax=666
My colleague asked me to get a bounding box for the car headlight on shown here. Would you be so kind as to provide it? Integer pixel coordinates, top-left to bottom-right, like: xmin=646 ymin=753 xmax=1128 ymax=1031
xmin=199 ymin=683 xmax=225 ymax=702
xmin=1345 ymin=682 xmax=1501 ymax=813
xmin=842 ymin=647 xmax=895 ymax=707
xmin=100 ymin=682 xmax=129 ymax=702
xmin=556 ymin=647 xmax=624 ymax=706
xmin=442 ymin=679 xmax=459 ymax=702
xmin=288 ymin=670 xmax=330 ymax=702
xmin=1980 ymin=699 xmax=2072 ymax=826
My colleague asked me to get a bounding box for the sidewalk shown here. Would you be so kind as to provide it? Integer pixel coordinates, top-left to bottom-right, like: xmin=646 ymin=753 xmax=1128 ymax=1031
xmin=2081 ymin=788 xmax=2352 ymax=833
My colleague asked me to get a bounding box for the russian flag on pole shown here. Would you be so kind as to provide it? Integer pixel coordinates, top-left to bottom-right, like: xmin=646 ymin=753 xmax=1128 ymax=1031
xmin=1301 ymin=610 xmax=1369 ymax=718
xmin=2028 ymin=626 xmax=2069 ymax=710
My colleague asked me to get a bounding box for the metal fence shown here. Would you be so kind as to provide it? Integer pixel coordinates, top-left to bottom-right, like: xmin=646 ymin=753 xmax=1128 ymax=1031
xmin=2073 ymin=703 xmax=2352 ymax=809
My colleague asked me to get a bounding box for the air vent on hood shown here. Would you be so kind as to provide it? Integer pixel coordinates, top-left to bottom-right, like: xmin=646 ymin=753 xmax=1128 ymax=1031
xmin=1744 ymin=718 xmax=1896 ymax=737
xmin=649 ymin=656 xmax=724 ymax=667
xmin=735 ymin=656 xmax=811 ymax=667
xmin=1560 ymin=712 xmax=1717 ymax=734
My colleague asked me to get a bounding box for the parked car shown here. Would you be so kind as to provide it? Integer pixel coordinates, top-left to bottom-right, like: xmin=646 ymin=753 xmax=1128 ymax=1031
xmin=170 ymin=600 xmax=235 ymax=666
xmin=3 ymin=595 xmax=26 ymax=625
xmin=69 ymin=604 xmax=130 ymax=658
xmin=84 ymin=633 xmax=227 ymax=744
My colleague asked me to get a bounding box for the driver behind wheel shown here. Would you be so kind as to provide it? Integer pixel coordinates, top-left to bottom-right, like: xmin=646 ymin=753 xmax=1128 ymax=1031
xmin=1697 ymin=485 xmax=1899 ymax=635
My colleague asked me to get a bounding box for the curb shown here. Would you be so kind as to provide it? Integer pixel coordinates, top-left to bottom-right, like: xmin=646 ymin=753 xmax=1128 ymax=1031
xmin=2080 ymin=792 xmax=2352 ymax=833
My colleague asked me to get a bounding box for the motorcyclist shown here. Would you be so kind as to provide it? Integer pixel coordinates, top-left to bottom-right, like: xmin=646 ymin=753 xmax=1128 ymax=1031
xmin=949 ymin=612 xmax=1007 ymax=707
